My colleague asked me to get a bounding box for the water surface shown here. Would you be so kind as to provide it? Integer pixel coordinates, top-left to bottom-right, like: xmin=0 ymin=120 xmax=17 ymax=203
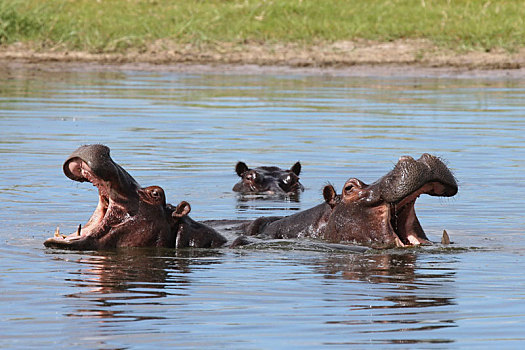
xmin=1 ymin=67 xmax=524 ymax=349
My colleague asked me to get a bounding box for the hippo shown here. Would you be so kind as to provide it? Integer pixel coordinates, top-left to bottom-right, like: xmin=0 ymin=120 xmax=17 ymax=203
xmin=233 ymin=161 xmax=304 ymax=195
xmin=44 ymin=145 xmax=226 ymax=250
xmin=239 ymin=154 xmax=457 ymax=249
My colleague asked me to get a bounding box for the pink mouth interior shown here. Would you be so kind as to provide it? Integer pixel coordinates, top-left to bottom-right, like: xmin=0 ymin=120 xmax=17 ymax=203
xmin=390 ymin=182 xmax=447 ymax=246
xmin=53 ymin=159 xmax=110 ymax=242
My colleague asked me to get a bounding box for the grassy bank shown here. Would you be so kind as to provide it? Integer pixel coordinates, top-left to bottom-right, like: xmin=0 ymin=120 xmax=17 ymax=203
xmin=1 ymin=0 xmax=524 ymax=54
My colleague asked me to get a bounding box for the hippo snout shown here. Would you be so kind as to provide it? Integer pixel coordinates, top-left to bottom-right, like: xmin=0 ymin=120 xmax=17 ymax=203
xmin=379 ymin=154 xmax=457 ymax=203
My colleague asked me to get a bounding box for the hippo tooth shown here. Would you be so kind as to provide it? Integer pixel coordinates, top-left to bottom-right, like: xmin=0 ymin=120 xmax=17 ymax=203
xmin=76 ymin=224 xmax=82 ymax=236
xmin=441 ymin=230 xmax=450 ymax=245
xmin=54 ymin=226 xmax=60 ymax=237
xmin=394 ymin=236 xmax=405 ymax=248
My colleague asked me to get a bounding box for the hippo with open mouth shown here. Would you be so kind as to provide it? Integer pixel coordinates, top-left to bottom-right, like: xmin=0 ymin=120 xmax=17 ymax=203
xmin=233 ymin=161 xmax=304 ymax=195
xmin=44 ymin=145 xmax=226 ymax=250
xmin=240 ymin=154 xmax=457 ymax=248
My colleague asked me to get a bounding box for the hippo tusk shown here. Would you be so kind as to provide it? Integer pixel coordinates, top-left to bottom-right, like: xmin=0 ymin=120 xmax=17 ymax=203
xmin=54 ymin=226 xmax=67 ymax=239
xmin=76 ymin=224 xmax=82 ymax=236
xmin=441 ymin=230 xmax=450 ymax=245
xmin=394 ymin=236 xmax=405 ymax=247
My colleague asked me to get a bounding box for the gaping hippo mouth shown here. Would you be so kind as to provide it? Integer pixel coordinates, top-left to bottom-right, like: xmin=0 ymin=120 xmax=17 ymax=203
xmin=382 ymin=154 xmax=458 ymax=247
xmin=44 ymin=145 xmax=139 ymax=248
xmin=388 ymin=182 xmax=446 ymax=246
xmin=52 ymin=159 xmax=111 ymax=242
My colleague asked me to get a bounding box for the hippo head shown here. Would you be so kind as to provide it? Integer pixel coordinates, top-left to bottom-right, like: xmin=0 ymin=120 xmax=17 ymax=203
xmin=233 ymin=161 xmax=304 ymax=194
xmin=44 ymin=145 xmax=176 ymax=250
xmin=322 ymin=154 xmax=457 ymax=248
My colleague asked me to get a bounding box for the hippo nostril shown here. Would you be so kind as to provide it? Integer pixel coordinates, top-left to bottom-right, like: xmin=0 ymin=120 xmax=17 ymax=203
xmin=64 ymin=158 xmax=86 ymax=181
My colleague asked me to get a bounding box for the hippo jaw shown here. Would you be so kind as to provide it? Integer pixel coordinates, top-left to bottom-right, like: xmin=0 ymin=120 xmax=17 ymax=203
xmin=44 ymin=145 xmax=172 ymax=250
xmin=323 ymin=154 xmax=457 ymax=248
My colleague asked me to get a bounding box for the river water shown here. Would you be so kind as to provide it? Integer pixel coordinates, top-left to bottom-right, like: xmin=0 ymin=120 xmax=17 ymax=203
xmin=1 ymin=66 xmax=524 ymax=349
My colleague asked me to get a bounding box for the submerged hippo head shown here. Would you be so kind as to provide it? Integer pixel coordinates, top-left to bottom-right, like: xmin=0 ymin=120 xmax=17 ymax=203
xmin=44 ymin=144 xmax=225 ymax=250
xmin=233 ymin=161 xmax=304 ymax=195
xmin=322 ymin=154 xmax=457 ymax=248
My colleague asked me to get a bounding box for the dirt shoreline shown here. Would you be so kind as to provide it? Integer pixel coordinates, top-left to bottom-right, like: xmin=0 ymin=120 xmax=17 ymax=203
xmin=2 ymin=40 xmax=525 ymax=78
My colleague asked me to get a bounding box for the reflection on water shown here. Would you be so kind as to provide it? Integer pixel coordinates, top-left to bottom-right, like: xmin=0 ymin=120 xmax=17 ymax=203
xmin=315 ymin=252 xmax=457 ymax=344
xmin=34 ymin=247 xmax=461 ymax=347
xmin=320 ymin=252 xmax=456 ymax=308
xmin=1 ymin=66 xmax=525 ymax=348
xmin=235 ymin=192 xmax=302 ymax=214
xmin=61 ymin=249 xmax=219 ymax=321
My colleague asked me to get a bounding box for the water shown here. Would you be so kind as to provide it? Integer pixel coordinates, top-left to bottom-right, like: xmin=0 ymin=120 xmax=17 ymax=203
xmin=1 ymin=66 xmax=525 ymax=349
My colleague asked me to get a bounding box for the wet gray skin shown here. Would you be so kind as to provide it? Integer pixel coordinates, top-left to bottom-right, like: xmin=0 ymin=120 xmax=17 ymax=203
xmin=233 ymin=161 xmax=304 ymax=195
xmin=44 ymin=145 xmax=226 ymax=250
xmin=242 ymin=154 xmax=458 ymax=249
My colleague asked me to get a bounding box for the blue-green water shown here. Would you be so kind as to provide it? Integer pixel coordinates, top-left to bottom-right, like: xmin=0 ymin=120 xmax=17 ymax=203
xmin=1 ymin=67 xmax=524 ymax=349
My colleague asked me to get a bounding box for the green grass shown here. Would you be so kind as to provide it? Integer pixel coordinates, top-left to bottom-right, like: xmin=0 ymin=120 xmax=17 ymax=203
xmin=1 ymin=0 xmax=524 ymax=53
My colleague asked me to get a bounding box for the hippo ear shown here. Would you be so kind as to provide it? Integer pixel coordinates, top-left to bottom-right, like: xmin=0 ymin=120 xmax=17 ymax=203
xmin=323 ymin=185 xmax=338 ymax=208
xmin=173 ymin=201 xmax=191 ymax=218
xmin=290 ymin=161 xmax=301 ymax=176
xmin=235 ymin=161 xmax=249 ymax=177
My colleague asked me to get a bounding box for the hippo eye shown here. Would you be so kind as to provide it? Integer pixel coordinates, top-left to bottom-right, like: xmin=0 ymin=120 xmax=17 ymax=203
xmin=283 ymin=175 xmax=291 ymax=184
xmin=344 ymin=184 xmax=354 ymax=193
xmin=246 ymin=172 xmax=260 ymax=182
xmin=149 ymin=188 xmax=162 ymax=199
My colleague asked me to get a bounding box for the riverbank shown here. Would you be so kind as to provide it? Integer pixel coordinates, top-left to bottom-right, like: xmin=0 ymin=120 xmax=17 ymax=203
xmin=2 ymin=39 xmax=525 ymax=78
xmin=2 ymin=0 xmax=525 ymax=76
